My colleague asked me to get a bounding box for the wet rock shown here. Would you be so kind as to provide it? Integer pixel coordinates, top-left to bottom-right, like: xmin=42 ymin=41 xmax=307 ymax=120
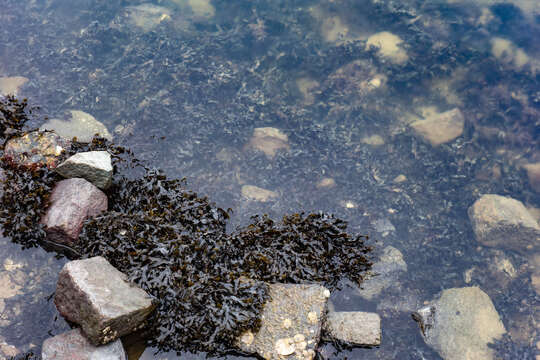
xmin=241 ymin=185 xmax=278 ymax=202
xmin=361 ymin=134 xmax=385 ymax=146
xmin=365 ymin=32 xmax=408 ymax=65
xmin=0 ymin=76 xmax=28 ymax=96
xmin=41 ymin=110 xmax=112 ymax=143
xmin=468 ymin=194 xmax=540 ymax=253
xmin=523 ymin=162 xmax=540 ymax=193
xmin=413 ymin=287 xmax=506 ymax=360
xmin=112 ymin=4 xmax=171 ymax=32
xmin=296 ymin=77 xmax=319 ymax=105
xmin=491 ymin=37 xmax=531 ymax=70
xmin=236 ymin=283 xmax=329 ymax=360
xmin=316 ymin=177 xmax=336 ymax=189
xmin=56 ymin=151 xmax=113 ymax=190
xmin=3 ymin=131 xmax=70 ymax=169
xmin=245 ymin=127 xmax=289 ymax=159
xmin=324 ymin=311 xmax=381 ymax=346
xmin=54 ymin=256 xmax=155 ymax=345
xmin=411 ymin=108 xmax=465 ymax=146
xmin=41 ymin=178 xmax=108 ymax=245
xmin=187 ymin=0 xmax=215 ymax=19
xmin=42 ymin=328 xmax=127 ymax=360
xmin=357 ymin=246 xmax=407 ymax=300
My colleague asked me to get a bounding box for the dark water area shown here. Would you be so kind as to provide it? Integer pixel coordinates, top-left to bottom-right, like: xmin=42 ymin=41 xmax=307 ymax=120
xmin=0 ymin=0 xmax=539 ymax=359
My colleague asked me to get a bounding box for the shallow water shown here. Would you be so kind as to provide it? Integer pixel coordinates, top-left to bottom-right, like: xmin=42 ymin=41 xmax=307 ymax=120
xmin=0 ymin=0 xmax=539 ymax=359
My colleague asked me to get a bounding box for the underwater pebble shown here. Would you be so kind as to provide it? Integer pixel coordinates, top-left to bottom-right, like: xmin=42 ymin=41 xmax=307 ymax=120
xmin=54 ymin=256 xmax=155 ymax=345
xmin=42 ymin=328 xmax=126 ymax=360
xmin=365 ymin=32 xmax=408 ymax=64
xmin=523 ymin=162 xmax=540 ymax=193
xmin=241 ymin=185 xmax=278 ymax=202
xmin=0 ymin=272 xmax=22 ymax=299
xmin=361 ymin=134 xmax=385 ymax=146
xmin=324 ymin=311 xmax=381 ymax=346
xmin=316 ymin=177 xmax=335 ymax=189
xmin=245 ymin=127 xmax=290 ymax=159
xmin=56 ymin=151 xmax=113 ymax=190
xmin=410 ymin=108 xmax=464 ymax=146
xmin=112 ymin=4 xmax=171 ymax=33
xmin=491 ymin=37 xmax=531 ymax=70
xmin=0 ymin=76 xmax=28 ymax=96
xmin=393 ymin=174 xmax=407 ymax=183
xmin=413 ymin=287 xmax=505 ymax=360
xmin=3 ymin=131 xmax=71 ymax=169
xmin=41 ymin=110 xmax=112 ymax=143
xmin=468 ymin=194 xmax=540 ymax=253
xmin=41 ymin=178 xmax=108 ymax=245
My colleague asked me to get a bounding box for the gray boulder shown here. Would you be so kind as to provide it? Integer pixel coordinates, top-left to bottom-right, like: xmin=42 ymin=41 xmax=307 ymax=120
xmin=468 ymin=194 xmax=540 ymax=253
xmin=41 ymin=178 xmax=107 ymax=245
xmin=42 ymin=328 xmax=126 ymax=360
xmin=41 ymin=110 xmax=112 ymax=143
xmin=413 ymin=287 xmax=506 ymax=360
xmin=324 ymin=311 xmax=381 ymax=346
xmin=236 ymin=283 xmax=330 ymax=360
xmin=56 ymin=151 xmax=113 ymax=190
xmin=54 ymin=256 xmax=155 ymax=345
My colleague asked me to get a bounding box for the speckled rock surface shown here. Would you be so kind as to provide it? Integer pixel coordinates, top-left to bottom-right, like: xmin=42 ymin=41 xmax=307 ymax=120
xmin=54 ymin=256 xmax=155 ymax=345
xmin=411 ymin=108 xmax=465 ymax=146
xmin=237 ymin=283 xmax=330 ymax=360
xmin=413 ymin=287 xmax=506 ymax=360
xmin=56 ymin=151 xmax=113 ymax=190
xmin=324 ymin=311 xmax=381 ymax=346
xmin=468 ymin=194 xmax=540 ymax=253
xmin=3 ymin=131 xmax=70 ymax=169
xmin=41 ymin=178 xmax=108 ymax=245
xmin=42 ymin=328 xmax=127 ymax=360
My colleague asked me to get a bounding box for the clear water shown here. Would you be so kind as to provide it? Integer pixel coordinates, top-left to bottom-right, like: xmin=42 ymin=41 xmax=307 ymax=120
xmin=0 ymin=0 xmax=539 ymax=359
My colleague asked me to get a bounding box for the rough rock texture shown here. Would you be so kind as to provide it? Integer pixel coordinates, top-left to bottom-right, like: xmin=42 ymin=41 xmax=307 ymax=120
xmin=41 ymin=110 xmax=112 ymax=142
xmin=324 ymin=311 xmax=381 ymax=346
xmin=56 ymin=151 xmax=113 ymax=190
xmin=357 ymin=246 xmax=407 ymax=300
xmin=245 ymin=127 xmax=290 ymax=159
xmin=413 ymin=287 xmax=506 ymax=360
xmin=241 ymin=185 xmax=278 ymax=202
xmin=411 ymin=108 xmax=464 ymax=146
xmin=42 ymin=328 xmax=127 ymax=360
xmin=41 ymin=178 xmax=108 ymax=245
xmin=54 ymin=256 xmax=155 ymax=345
xmin=468 ymin=194 xmax=540 ymax=253
xmin=0 ymin=76 xmax=28 ymax=96
xmin=237 ymin=283 xmax=330 ymax=360
xmin=3 ymin=131 xmax=70 ymax=169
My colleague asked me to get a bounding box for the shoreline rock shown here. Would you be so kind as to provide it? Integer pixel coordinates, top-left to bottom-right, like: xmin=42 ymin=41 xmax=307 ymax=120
xmin=55 ymin=151 xmax=113 ymax=190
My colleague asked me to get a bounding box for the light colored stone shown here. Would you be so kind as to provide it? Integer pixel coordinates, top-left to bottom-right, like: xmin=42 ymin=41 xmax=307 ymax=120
xmin=414 ymin=287 xmax=506 ymax=360
xmin=491 ymin=37 xmax=531 ymax=70
xmin=0 ymin=272 xmax=22 ymax=299
xmin=523 ymin=163 xmax=540 ymax=193
xmin=56 ymin=151 xmax=113 ymax=190
xmin=236 ymin=283 xmax=328 ymax=360
xmin=411 ymin=108 xmax=465 ymax=146
xmin=468 ymin=194 xmax=540 ymax=253
xmin=114 ymin=4 xmax=171 ymax=32
xmin=41 ymin=110 xmax=112 ymax=142
xmin=54 ymin=256 xmax=155 ymax=345
xmin=361 ymin=134 xmax=385 ymax=146
xmin=42 ymin=328 xmax=126 ymax=360
xmin=393 ymin=174 xmax=407 ymax=183
xmin=316 ymin=177 xmax=335 ymax=189
xmin=241 ymin=185 xmax=278 ymax=202
xmin=324 ymin=311 xmax=381 ymax=346
xmin=245 ymin=127 xmax=290 ymax=159
xmin=366 ymin=32 xmax=408 ymax=64
xmin=0 ymin=76 xmax=28 ymax=96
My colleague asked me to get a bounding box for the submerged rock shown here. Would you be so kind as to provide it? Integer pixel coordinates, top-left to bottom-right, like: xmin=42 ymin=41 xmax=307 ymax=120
xmin=241 ymin=184 xmax=278 ymax=202
xmin=3 ymin=131 xmax=70 ymax=169
xmin=112 ymin=3 xmax=172 ymax=32
xmin=236 ymin=283 xmax=329 ymax=360
xmin=365 ymin=32 xmax=408 ymax=65
xmin=41 ymin=178 xmax=108 ymax=245
xmin=245 ymin=127 xmax=290 ymax=159
xmin=468 ymin=194 xmax=540 ymax=253
xmin=42 ymin=328 xmax=127 ymax=360
xmin=55 ymin=151 xmax=113 ymax=190
xmin=324 ymin=311 xmax=381 ymax=346
xmin=413 ymin=287 xmax=506 ymax=360
xmin=0 ymin=76 xmax=28 ymax=96
xmin=410 ymin=108 xmax=465 ymax=146
xmin=54 ymin=256 xmax=155 ymax=345
xmin=41 ymin=110 xmax=112 ymax=143
xmin=523 ymin=162 xmax=540 ymax=193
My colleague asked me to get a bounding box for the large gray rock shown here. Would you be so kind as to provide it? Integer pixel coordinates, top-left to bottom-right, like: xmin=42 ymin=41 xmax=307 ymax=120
xmin=41 ymin=178 xmax=108 ymax=245
xmin=42 ymin=328 xmax=126 ymax=360
xmin=54 ymin=256 xmax=155 ymax=345
xmin=411 ymin=108 xmax=465 ymax=146
xmin=413 ymin=287 xmax=506 ymax=360
xmin=56 ymin=151 xmax=113 ymax=190
xmin=3 ymin=131 xmax=71 ymax=169
xmin=324 ymin=311 xmax=381 ymax=346
xmin=236 ymin=283 xmax=330 ymax=360
xmin=468 ymin=194 xmax=540 ymax=253
xmin=41 ymin=110 xmax=112 ymax=143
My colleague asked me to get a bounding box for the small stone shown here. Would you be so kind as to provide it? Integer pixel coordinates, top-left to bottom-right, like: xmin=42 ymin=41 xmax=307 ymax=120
xmin=324 ymin=311 xmax=381 ymax=346
xmin=468 ymin=194 xmax=540 ymax=253
xmin=366 ymin=32 xmax=408 ymax=64
xmin=361 ymin=134 xmax=385 ymax=146
xmin=393 ymin=174 xmax=407 ymax=183
xmin=322 ymin=289 xmax=331 ymax=298
xmin=316 ymin=177 xmax=335 ymax=189
xmin=240 ymin=331 xmax=255 ymax=345
xmin=245 ymin=127 xmax=290 ymax=159
xmin=3 ymin=131 xmax=70 ymax=169
xmin=275 ymin=338 xmax=295 ymax=356
xmin=0 ymin=272 xmax=22 ymax=299
xmin=293 ymin=334 xmax=306 ymax=343
xmin=54 ymin=256 xmax=155 ymax=345
xmin=523 ymin=163 xmax=540 ymax=193
xmin=55 ymin=151 xmax=113 ymax=190
xmin=41 ymin=110 xmax=112 ymax=143
xmin=411 ymin=108 xmax=465 ymax=146
xmin=113 ymin=4 xmax=171 ymax=32
xmin=41 ymin=178 xmax=108 ymax=245
xmin=0 ymin=76 xmax=28 ymax=96
xmin=491 ymin=37 xmax=530 ymax=70
xmin=42 ymin=328 xmax=127 ymax=360
xmin=241 ymin=185 xmax=278 ymax=202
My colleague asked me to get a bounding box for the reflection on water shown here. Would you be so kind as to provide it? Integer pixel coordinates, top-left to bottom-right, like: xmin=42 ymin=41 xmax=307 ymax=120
xmin=0 ymin=0 xmax=539 ymax=358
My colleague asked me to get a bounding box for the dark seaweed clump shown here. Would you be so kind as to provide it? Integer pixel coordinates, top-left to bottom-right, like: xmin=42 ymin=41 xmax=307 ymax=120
xmin=0 ymin=96 xmax=373 ymax=355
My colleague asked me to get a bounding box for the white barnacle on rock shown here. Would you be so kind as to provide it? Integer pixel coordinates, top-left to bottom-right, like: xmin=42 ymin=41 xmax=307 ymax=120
xmin=275 ymin=337 xmax=295 ymax=356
